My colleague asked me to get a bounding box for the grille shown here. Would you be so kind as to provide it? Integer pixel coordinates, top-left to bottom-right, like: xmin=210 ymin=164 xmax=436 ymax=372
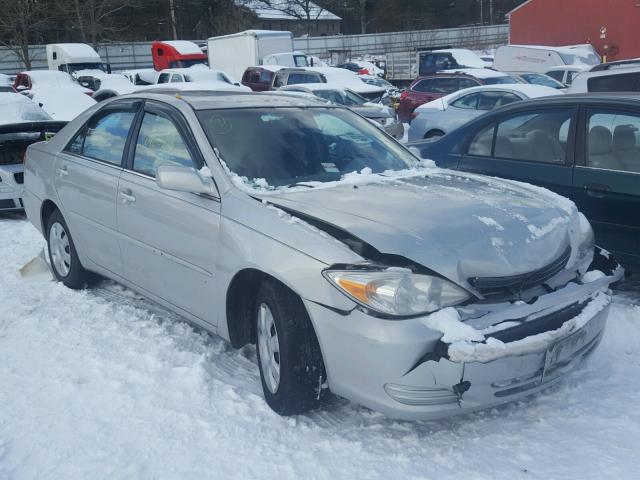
xmin=13 ymin=172 xmax=24 ymax=184
xmin=469 ymin=246 xmax=571 ymax=298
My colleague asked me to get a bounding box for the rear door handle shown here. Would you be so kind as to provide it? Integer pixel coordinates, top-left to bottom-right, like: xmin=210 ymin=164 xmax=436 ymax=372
xmin=583 ymin=183 xmax=611 ymax=198
xmin=56 ymin=166 xmax=68 ymax=177
xmin=119 ymin=189 xmax=136 ymax=204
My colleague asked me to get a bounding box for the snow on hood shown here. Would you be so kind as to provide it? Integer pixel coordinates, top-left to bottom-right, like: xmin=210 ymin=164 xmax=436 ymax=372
xmin=245 ymin=167 xmax=582 ymax=287
xmin=0 ymin=93 xmax=52 ymax=125
xmin=30 ymin=88 xmax=96 ymax=121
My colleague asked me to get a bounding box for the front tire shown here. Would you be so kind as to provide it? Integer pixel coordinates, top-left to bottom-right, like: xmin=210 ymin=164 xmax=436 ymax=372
xmin=255 ymin=279 xmax=326 ymax=415
xmin=46 ymin=209 xmax=94 ymax=289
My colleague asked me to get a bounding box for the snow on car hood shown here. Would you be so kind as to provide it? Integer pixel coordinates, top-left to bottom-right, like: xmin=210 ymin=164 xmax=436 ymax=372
xmin=262 ymin=169 xmax=581 ymax=288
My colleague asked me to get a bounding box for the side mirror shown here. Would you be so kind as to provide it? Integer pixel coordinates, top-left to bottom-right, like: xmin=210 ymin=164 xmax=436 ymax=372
xmin=156 ymin=165 xmax=218 ymax=196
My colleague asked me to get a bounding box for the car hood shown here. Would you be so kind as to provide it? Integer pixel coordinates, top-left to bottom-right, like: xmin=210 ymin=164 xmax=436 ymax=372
xmin=262 ymin=170 xmax=580 ymax=288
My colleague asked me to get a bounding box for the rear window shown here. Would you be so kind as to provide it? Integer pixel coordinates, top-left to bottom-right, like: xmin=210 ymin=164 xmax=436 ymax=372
xmin=483 ymin=75 xmax=519 ymax=85
xmin=588 ymin=72 xmax=640 ymax=92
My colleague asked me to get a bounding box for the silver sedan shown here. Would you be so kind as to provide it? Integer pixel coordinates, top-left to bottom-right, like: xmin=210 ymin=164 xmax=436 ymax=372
xmin=407 ymin=84 xmax=560 ymax=142
xmin=24 ymin=91 xmax=622 ymax=420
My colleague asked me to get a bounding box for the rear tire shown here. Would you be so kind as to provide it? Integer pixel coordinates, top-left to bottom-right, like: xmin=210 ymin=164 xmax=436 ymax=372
xmin=46 ymin=209 xmax=94 ymax=289
xmin=255 ymin=279 xmax=326 ymax=415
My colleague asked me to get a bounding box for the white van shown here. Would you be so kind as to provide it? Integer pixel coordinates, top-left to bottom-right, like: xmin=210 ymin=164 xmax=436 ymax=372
xmin=493 ymin=44 xmax=600 ymax=74
xmin=567 ymin=67 xmax=640 ymax=93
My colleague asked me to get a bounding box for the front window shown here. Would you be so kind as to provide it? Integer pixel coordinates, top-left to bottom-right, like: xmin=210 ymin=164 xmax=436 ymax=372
xmin=520 ymin=73 xmax=564 ymax=89
xmin=313 ymin=89 xmax=365 ymax=106
xmin=196 ymin=107 xmax=416 ymax=188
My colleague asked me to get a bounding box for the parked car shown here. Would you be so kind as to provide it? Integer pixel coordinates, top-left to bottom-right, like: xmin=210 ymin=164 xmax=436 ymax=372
xmin=155 ymin=67 xmax=244 ymax=87
xmin=407 ymin=84 xmax=560 ymax=141
xmin=12 ymin=70 xmax=96 ymax=120
xmin=241 ymin=66 xmax=284 ymax=91
xmin=278 ymin=83 xmax=403 ymax=139
xmin=0 ymin=73 xmax=13 ymax=85
xmin=397 ymin=70 xmax=520 ymax=122
xmin=77 ymin=72 xmax=139 ymax=101
xmin=24 ymin=91 xmax=622 ymax=420
xmin=544 ymin=65 xmax=590 ymax=86
xmin=409 ymin=93 xmax=640 ymax=269
xmin=566 ymin=67 xmax=640 ymax=93
xmin=506 ymin=72 xmax=566 ymax=90
xmin=418 ymin=49 xmax=491 ymax=75
xmin=121 ymin=69 xmax=158 ymax=86
xmin=270 ymin=67 xmax=387 ymax=103
xmin=0 ymin=93 xmax=66 ymax=211
xmin=13 ymin=70 xmax=92 ymax=96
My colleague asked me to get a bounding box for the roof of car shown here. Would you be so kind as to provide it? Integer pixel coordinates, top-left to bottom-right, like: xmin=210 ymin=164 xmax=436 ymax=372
xmin=482 ymin=92 xmax=640 ymax=112
xmin=413 ymin=69 xmax=508 ymax=81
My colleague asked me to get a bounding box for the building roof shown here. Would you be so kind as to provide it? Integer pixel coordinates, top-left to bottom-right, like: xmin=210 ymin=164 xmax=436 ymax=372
xmin=236 ymin=0 xmax=341 ymax=21
xmin=507 ymin=0 xmax=534 ymax=17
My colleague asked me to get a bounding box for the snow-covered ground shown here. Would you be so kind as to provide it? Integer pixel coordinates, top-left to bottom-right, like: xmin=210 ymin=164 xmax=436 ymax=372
xmin=1 ymin=214 xmax=639 ymax=480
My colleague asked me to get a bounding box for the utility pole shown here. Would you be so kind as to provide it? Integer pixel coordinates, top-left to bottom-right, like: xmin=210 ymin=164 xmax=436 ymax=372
xmin=479 ymin=0 xmax=483 ymax=25
xmin=489 ymin=0 xmax=493 ymax=25
xmin=169 ymin=0 xmax=178 ymax=39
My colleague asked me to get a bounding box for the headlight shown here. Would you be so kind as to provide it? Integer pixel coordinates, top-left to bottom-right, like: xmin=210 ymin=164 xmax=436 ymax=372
xmin=323 ymin=267 xmax=471 ymax=317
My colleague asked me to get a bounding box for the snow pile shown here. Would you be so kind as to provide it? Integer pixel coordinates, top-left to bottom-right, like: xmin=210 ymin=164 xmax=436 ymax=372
xmin=0 ymin=219 xmax=639 ymax=479
xmin=475 ymin=216 xmax=505 ymax=231
xmin=527 ymin=216 xmax=570 ymax=239
xmin=421 ymin=307 xmax=485 ymax=343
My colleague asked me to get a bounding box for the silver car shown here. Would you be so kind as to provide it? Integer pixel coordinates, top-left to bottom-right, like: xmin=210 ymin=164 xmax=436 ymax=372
xmin=407 ymin=84 xmax=560 ymax=142
xmin=278 ymin=83 xmax=404 ymax=139
xmin=23 ymin=91 xmax=622 ymax=420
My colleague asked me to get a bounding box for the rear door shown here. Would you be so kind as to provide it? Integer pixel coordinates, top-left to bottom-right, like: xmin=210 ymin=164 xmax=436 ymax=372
xmin=54 ymin=101 xmax=140 ymax=275
xmin=458 ymin=107 xmax=577 ymax=199
xmin=116 ymin=100 xmax=221 ymax=325
xmin=572 ymin=106 xmax=640 ymax=267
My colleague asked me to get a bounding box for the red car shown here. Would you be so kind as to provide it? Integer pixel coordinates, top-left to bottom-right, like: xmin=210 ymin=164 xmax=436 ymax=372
xmin=397 ymin=70 xmax=520 ymax=123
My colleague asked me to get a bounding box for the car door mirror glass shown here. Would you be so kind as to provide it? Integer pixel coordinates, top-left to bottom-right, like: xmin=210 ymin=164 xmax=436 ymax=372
xmin=156 ymin=165 xmax=218 ymax=196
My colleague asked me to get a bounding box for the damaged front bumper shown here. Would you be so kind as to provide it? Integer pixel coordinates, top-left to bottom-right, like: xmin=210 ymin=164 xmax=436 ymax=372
xmin=307 ymin=250 xmax=624 ymax=420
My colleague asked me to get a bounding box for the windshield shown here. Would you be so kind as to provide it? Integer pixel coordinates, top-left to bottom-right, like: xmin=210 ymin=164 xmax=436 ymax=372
xmin=521 ymin=73 xmax=564 ymax=89
xmin=197 ymin=107 xmax=415 ymax=187
xmin=313 ymin=89 xmax=365 ymax=106
xmin=483 ymin=75 xmax=519 ymax=85
xmin=67 ymin=63 xmax=105 ymax=74
xmin=169 ymin=59 xmax=208 ymax=68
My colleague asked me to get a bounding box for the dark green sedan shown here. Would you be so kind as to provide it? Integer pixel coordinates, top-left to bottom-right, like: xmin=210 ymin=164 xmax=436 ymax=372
xmin=410 ymin=93 xmax=639 ymax=269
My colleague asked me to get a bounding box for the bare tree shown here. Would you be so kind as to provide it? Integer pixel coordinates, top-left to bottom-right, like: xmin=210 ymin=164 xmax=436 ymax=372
xmin=0 ymin=0 xmax=50 ymax=70
xmin=56 ymin=0 xmax=145 ymax=48
xmin=242 ymin=0 xmax=328 ymax=34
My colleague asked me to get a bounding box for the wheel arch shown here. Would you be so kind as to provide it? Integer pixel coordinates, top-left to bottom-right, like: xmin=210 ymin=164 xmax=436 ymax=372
xmin=40 ymin=199 xmax=60 ymax=233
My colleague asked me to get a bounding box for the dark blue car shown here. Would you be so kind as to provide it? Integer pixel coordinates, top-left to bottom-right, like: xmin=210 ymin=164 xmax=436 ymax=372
xmin=410 ymin=93 xmax=640 ymax=269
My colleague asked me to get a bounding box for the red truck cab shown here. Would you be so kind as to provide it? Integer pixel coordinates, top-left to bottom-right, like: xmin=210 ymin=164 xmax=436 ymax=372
xmin=151 ymin=41 xmax=207 ymax=71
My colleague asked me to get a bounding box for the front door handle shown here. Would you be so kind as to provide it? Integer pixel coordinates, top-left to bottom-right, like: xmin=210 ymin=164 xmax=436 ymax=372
xmin=56 ymin=166 xmax=69 ymax=177
xmin=583 ymin=183 xmax=610 ymax=198
xmin=119 ymin=189 xmax=136 ymax=204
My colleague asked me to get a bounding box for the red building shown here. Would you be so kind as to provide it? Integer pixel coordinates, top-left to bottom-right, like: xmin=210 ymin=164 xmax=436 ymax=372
xmin=508 ymin=0 xmax=640 ymax=62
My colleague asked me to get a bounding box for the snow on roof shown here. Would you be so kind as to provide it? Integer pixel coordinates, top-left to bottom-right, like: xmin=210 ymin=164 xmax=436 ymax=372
xmin=21 ymin=70 xmax=77 ymax=85
xmin=0 ymin=73 xmax=12 ymax=85
xmin=433 ymin=49 xmax=491 ymax=68
xmin=236 ymin=0 xmax=341 ymax=20
xmin=158 ymin=41 xmax=204 ymax=56
xmin=50 ymin=43 xmax=101 ymax=59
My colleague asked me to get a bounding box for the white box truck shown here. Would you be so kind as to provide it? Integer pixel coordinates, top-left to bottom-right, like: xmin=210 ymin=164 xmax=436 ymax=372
xmin=492 ymin=44 xmax=600 ymax=73
xmin=46 ymin=43 xmax=108 ymax=75
xmin=207 ymin=30 xmax=298 ymax=80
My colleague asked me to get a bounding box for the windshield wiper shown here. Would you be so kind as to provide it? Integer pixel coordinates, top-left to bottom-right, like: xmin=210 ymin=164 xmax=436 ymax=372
xmin=286 ymin=182 xmax=316 ymax=188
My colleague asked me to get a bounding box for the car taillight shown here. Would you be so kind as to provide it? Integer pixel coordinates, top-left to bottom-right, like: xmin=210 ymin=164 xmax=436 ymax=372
xmin=84 ymin=91 xmax=93 ymax=96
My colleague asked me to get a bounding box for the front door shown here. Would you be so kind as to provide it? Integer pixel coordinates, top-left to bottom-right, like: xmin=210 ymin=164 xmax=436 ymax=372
xmin=54 ymin=103 xmax=139 ymax=275
xmin=572 ymin=108 xmax=640 ymax=267
xmin=116 ymin=102 xmax=221 ymax=325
